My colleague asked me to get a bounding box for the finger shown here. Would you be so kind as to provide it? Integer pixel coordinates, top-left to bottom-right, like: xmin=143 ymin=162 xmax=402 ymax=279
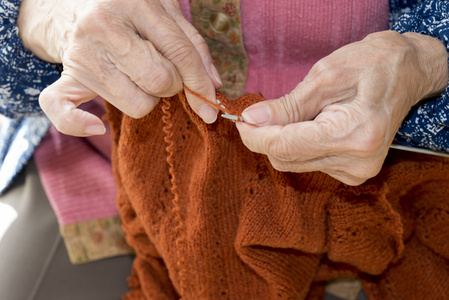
xmin=267 ymin=150 xmax=381 ymax=186
xmin=162 ymin=0 xmax=223 ymax=89
xmin=267 ymin=154 xmax=350 ymax=179
xmin=240 ymin=85 xmax=312 ymax=126
xmin=241 ymin=62 xmax=358 ymax=126
xmin=266 ymin=145 xmax=371 ymax=186
xmin=71 ymin=3 xmax=182 ymax=101
xmin=236 ymin=121 xmax=331 ymax=162
xmin=63 ymin=54 xmax=160 ymax=119
xmin=131 ymin=1 xmax=218 ymax=123
xmin=106 ymin=28 xmax=184 ymax=98
xmin=39 ymin=75 xmax=106 ymax=137
xmin=266 ymin=154 xmax=334 ymax=173
xmin=323 ymin=169 xmax=368 ymax=186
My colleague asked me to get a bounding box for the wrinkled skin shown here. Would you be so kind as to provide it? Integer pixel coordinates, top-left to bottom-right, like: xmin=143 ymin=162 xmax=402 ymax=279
xmin=237 ymin=31 xmax=448 ymax=185
xmin=17 ymin=1 xmax=449 ymax=185
xmin=18 ymin=0 xmax=222 ymax=136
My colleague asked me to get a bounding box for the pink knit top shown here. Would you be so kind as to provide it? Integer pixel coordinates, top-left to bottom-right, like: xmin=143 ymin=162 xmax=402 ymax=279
xmin=180 ymin=0 xmax=390 ymax=98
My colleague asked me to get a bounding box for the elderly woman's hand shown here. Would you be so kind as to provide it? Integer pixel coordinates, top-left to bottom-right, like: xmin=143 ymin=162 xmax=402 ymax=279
xmin=236 ymin=31 xmax=448 ymax=186
xmin=18 ymin=0 xmax=221 ymax=136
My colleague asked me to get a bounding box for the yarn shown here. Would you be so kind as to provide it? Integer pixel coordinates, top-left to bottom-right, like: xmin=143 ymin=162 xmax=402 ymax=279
xmin=162 ymin=97 xmax=187 ymax=297
xmin=183 ymin=84 xmax=246 ymax=118
xmin=107 ymin=90 xmax=449 ymax=299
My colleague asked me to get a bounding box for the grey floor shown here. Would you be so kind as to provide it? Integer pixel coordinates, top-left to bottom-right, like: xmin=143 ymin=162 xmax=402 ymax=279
xmin=0 ymin=160 xmax=134 ymax=300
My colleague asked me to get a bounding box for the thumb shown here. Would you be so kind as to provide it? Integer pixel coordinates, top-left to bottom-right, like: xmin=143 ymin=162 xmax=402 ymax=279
xmin=156 ymin=1 xmax=219 ymax=124
xmin=241 ymin=86 xmax=313 ymax=126
xmin=39 ymin=75 xmax=106 ymax=137
xmin=241 ymin=79 xmax=331 ymax=126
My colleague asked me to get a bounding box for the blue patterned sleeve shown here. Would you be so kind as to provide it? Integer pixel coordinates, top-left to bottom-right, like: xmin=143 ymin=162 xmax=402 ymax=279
xmin=389 ymin=0 xmax=425 ymax=26
xmin=0 ymin=0 xmax=60 ymax=119
xmin=390 ymin=0 xmax=449 ymax=152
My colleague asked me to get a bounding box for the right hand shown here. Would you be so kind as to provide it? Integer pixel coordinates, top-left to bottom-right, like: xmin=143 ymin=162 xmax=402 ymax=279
xmin=18 ymin=0 xmax=222 ymax=136
xmin=236 ymin=31 xmax=449 ymax=186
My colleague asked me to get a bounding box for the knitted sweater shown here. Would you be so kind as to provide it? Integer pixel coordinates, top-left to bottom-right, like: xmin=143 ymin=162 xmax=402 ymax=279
xmin=107 ymin=92 xmax=449 ymax=299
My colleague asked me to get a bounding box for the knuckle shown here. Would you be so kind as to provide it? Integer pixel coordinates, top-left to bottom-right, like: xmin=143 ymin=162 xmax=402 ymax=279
xmin=161 ymin=37 xmax=199 ymax=69
xmin=268 ymin=157 xmax=289 ymax=172
xmin=363 ymin=31 xmax=411 ymax=64
xmin=126 ymin=98 xmax=158 ymax=119
xmin=342 ymin=177 xmax=366 ymax=186
xmin=364 ymin=30 xmax=401 ymax=44
xmin=277 ymin=94 xmax=301 ymax=123
xmin=54 ymin=122 xmax=71 ymax=135
xmin=362 ymin=31 xmax=383 ymax=42
xmin=309 ymin=59 xmax=332 ymax=77
xmin=111 ymin=85 xmax=157 ymax=119
xmin=38 ymin=87 xmax=53 ymax=108
xmin=189 ymin=30 xmax=208 ymax=51
xmin=142 ymin=67 xmax=181 ymax=97
xmin=355 ymin=123 xmax=386 ymax=156
xmin=126 ymin=109 xmax=148 ymax=119
xmin=162 ymin=0 xmax=188 ymax=19
xmin=75 ymin=12 xmax=99 ymax=34
xmin=349 ymin=160 xmax=383 ymax=182
xmin=266 ymin=134 xmax=294 ymax=161
xmin=38 ymin=86 xmax=63 ymax=118
xmin=362 ymin=165 xmax=381 ymax=180
xmin=75 ymin=1 xmax=119 ymax=36
xmin=365 ymin=165 xmax=382 ymax=179
xmin=307 ymin=59 xmax=339 ymax=85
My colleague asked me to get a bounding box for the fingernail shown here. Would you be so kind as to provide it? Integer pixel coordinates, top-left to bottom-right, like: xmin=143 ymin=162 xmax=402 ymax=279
xmin=85 ymin=124 xmax=106 ymax=135
xmin=198 ymin=104 xmax=218 ymax=124
xmin=242 ymin=104 xmax=272 ymax=125
xmin=210 ymin=63 xmax=223 ymax=88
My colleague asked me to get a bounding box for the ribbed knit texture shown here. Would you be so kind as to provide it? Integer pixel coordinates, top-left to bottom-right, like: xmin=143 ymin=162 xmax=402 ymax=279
xmin=107 ymin=91 xmax=449 ymax=299
xmin=240 ymin=0 xmax=389 ymax=98
xmin=34 ymin=99 xmax=117 ymax=225
xmin=178 ymin=0 xmax=389 ymax=99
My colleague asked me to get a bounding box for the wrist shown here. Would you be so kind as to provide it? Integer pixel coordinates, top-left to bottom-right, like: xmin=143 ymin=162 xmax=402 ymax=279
xmin=17 ymin=0 xmax=70 ymax=63
xmin=402 ymin=32 xmax=449 ymax=104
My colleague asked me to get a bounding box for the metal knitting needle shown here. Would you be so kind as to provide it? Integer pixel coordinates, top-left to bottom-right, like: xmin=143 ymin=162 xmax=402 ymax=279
xmin=221 ymin=113 xmax=244 ymax=122
xmin=217 ymin=102 xmax=245 ymax=122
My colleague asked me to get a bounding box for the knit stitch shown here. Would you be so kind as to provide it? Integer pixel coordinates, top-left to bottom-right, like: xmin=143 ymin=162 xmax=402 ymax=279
xmin=107 ymin=91 xmax=449 ymax=299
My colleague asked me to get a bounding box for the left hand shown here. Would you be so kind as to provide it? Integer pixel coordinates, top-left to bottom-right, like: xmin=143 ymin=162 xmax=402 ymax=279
xmin=236 ymin=31 xmax=448 ymax=186
xmin=17 ymin=0 xmax=221 ymax=137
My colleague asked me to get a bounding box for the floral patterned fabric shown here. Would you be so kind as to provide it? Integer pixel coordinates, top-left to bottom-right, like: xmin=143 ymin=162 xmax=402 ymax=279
xmin=61 ymin=216 xmax=134 ymax=264
xmin=191 ymin=0 xmax=248 ymax=98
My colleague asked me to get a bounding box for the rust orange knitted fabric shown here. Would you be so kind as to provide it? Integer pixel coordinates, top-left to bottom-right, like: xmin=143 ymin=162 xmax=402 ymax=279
xmin=107 ymin=91 xmax=449 ymax=300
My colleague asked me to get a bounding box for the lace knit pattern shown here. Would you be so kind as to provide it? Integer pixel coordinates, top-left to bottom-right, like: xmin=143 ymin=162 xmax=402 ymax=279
xmin=108 ymin=91 xmax=449 ymax=299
